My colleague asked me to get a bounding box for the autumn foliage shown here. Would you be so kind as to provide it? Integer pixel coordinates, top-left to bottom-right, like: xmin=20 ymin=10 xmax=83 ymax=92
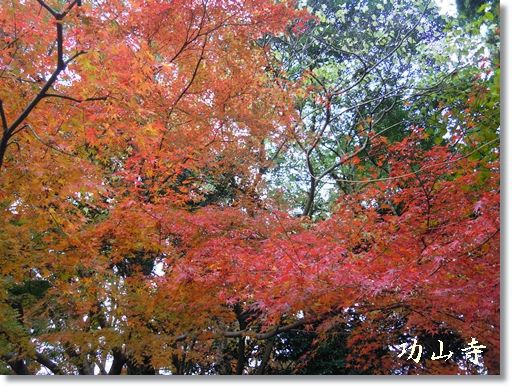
xmin=0 ymin=0 xmax=499 ymax=375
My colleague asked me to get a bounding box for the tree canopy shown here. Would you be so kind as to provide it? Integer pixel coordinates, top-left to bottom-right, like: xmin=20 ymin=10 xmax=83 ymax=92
xmin=0 ymin=0 xmax=499 ymax=375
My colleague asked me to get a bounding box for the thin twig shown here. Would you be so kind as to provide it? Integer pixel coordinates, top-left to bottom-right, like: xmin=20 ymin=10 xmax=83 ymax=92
xmin=334 ymin=138 xmax=499 ymax=184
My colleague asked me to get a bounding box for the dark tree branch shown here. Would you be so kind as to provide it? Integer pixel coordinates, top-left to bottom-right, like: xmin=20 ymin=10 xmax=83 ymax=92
xmin=108 ymin=348 xmax=126 ymax=375
xmin=159 ymin=34 xmax=208 ymax=151
xmin=56 ymin=21 xmax=64 ymax=69
xmin=332 ymin=0 xmax=433 ymax=97
xmin=34 ymin=352 xmax=64 ymax=375
xmin=0 ymin=100 xmax=7 ymax=132
xmin=303 ymin=175 xmax=316 ymax=217
xmin=255 ymin=338 xmax=274 ymax=375
xmin=61 ymin=0 xmax=79 ymax=18
xmin=234 ymin=304 xmax=248 ymax=375
xmin=43 ymin=93 xmax=109 ymax=103
xmin=36 ymin=0 xmax=58 ymax=18
xmin=0 ymin=0 xmax=83 ymax=169
xmin=318 ymin=135 xmax=369 ymax=182
xmin=172 ymin=316 xmax=319 ymax=344
xmin=222 ymin=317 xmax=315 ymax=340
xmin=6 ymin=358 xmax=32 ymax=375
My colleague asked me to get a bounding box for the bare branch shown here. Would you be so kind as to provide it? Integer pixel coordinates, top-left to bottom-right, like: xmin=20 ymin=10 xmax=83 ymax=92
xmin=332 ymin=0 xmax=433 ymax=97
xmin=0 ymin=7 xmax=86 ymax=169
xmin=36 ymin=0 xmax=58 ymax=18
xmin=318 ymin=135 xmax=369 ymax=182
xmin=27 ymin=123 xmax=77 ymax=158
xmin=56 ymin=21 xmax=64 ymax=69
xmin=61 ymin=0 xmax=79 ymax=18
xmin=0 ymin=100 xmax=8 ymax=132
xmin=334 ymin=138 xmax=499 ymax=184
xmin=34 ymin=352 xmax=64 ymax=375
xmin=222 ymin=318 xmax=315 ymax=340
xmin=43 ymin=93 xmax=109 ymax=103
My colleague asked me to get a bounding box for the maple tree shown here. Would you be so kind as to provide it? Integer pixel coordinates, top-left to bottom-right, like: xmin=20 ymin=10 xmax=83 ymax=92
xmin=0 ymin=0 xmax=499 ymax=375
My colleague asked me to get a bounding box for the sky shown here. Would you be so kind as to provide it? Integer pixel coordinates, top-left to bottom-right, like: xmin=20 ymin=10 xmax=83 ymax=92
xmin=436 ymin=0 xmax=457 ymax=16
